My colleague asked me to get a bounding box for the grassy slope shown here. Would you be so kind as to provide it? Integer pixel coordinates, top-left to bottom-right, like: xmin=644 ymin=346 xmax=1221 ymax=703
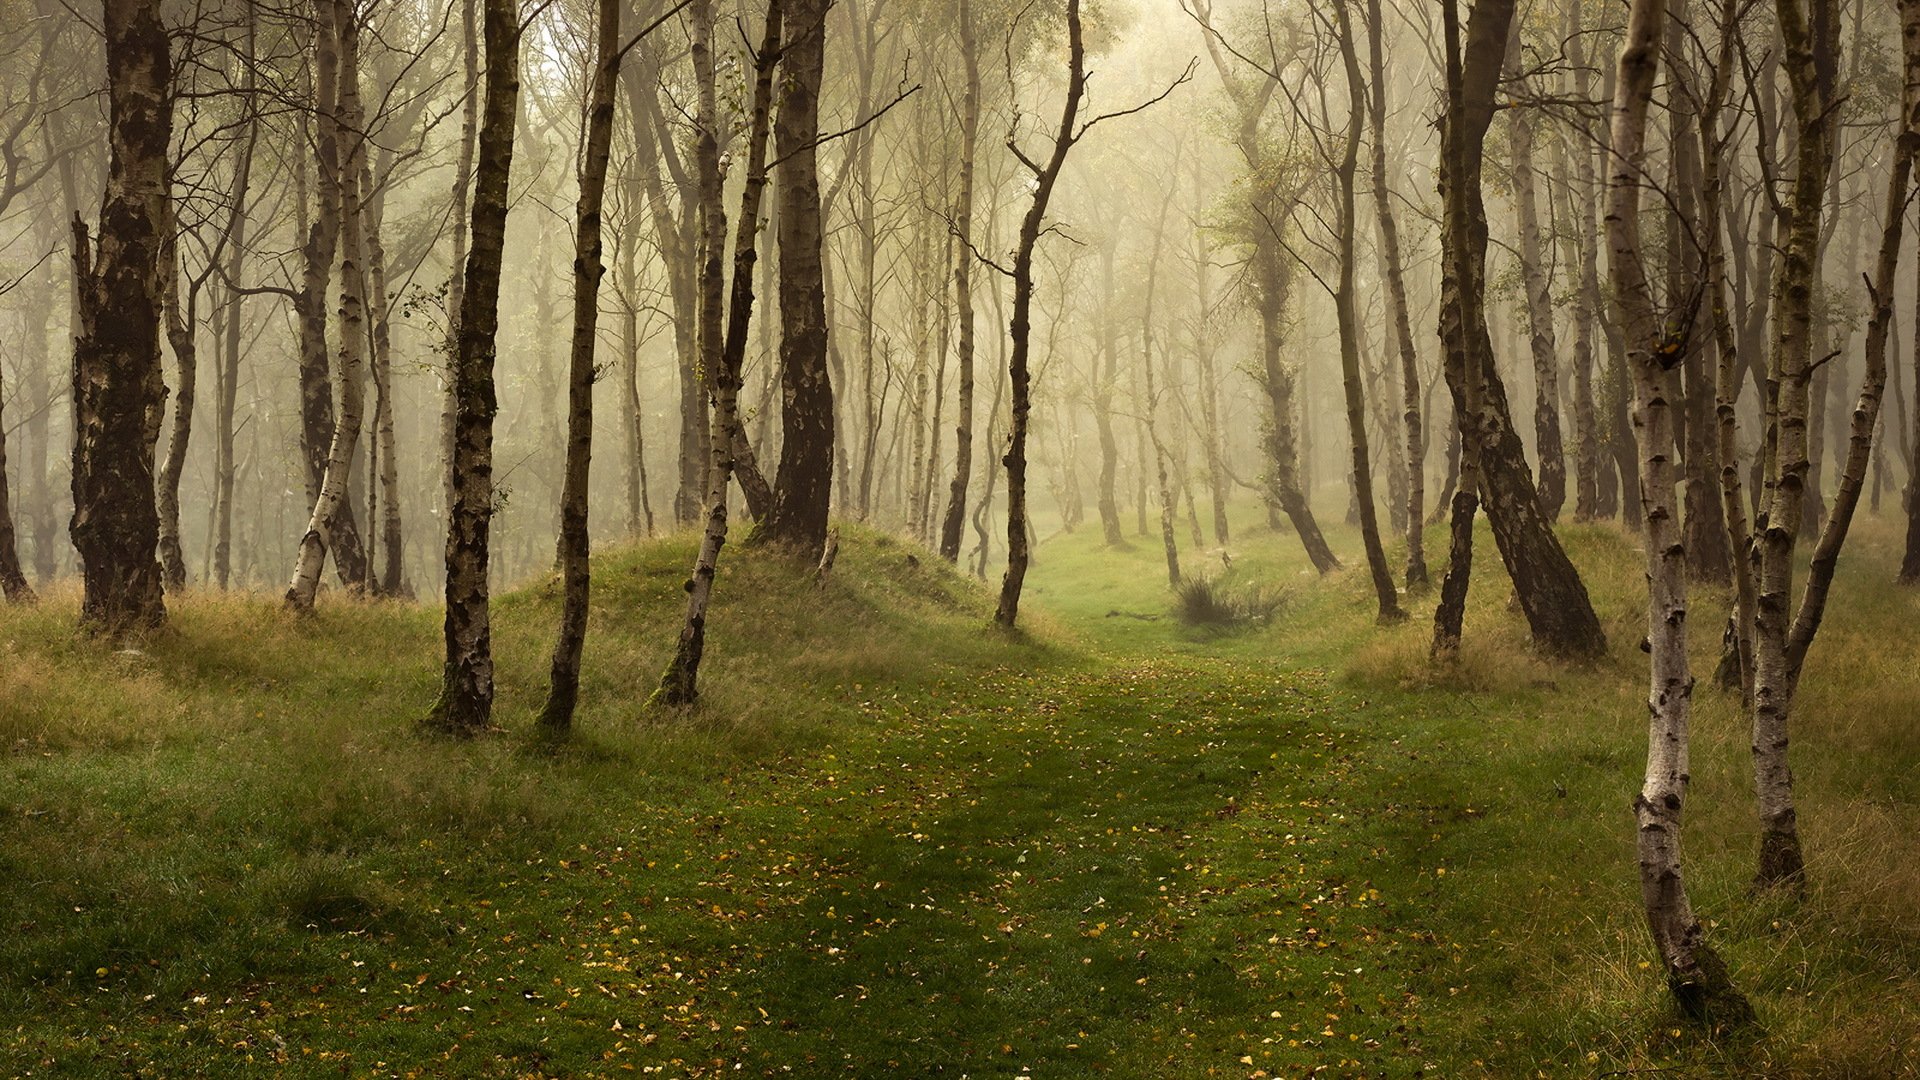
xmin=2 ymin=511 xmax=1916 ymax=1077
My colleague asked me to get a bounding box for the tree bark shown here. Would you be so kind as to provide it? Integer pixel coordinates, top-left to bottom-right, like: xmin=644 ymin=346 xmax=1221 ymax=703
xmin=70 ymin=0 xmax=171 ymax=635
xmin=1700 ymin=0 xmax=1757 ymax=696
xmin=1560 ymin=0 xmax=1601 ymax=522
xmin=1782 ymin=0 xmax=1915 ymax=698
xmin=996 ymin=0 xmax=1095 ymax=628
xmin=1430 ymin=0 xmax=1481 ymax=657
xmin=1505 ymin=21 xmax=1566 ymax=522
xmin=157 ymin=214 xmax=200 ymax=594
xmin=212 ymin=26 xmax=258 ymax=591
xmin=1430 ymin=0 xmax=1606 ymax=660
xmin=541 ymin=0 xmax=624 ymax=732
xmin=1608 ymin=0 xmax=1752 ymax=1022
xmin=0 ymin=364 xmax=33 ymax=604
xmin=655 ymin=0 xmax=784 ymax=704
xmin=1331 ymin=0 xmax=1403 ymax=622
xmin=759 ymin=0 xmax=834 ymax=558
xmin=428 ymin=0 xmax=524 ymax=735
xmin=286 ymin=0 xmax=370 ymax=614
xmin=938 ymin=0 xmax=980 ymax=563
xmin=1366 ymin=0 xmax=1423 ymax=584
xmin=443 ymin=0 xmax=478 ymax=527
xmin=1748 ymin=0 xmax=1839 ymax=889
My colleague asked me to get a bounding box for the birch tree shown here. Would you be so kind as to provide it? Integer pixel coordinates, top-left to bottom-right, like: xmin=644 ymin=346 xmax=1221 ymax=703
xmin=428 ymin=0 xmax=527 ymax=735
xmin=1608 ymin=0 xmax=1750 ymax=1022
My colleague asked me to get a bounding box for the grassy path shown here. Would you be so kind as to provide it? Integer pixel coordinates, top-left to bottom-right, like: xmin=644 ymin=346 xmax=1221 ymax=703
xmin=5 ymin=517 xmax=1919 ymax=1077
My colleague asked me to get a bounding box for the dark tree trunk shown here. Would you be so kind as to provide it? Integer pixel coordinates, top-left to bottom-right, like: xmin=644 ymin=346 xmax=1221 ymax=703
xmin=759 ymin=0 xmax=834 ymax=558
xmin=429 ymin=0 xmax=523 ymax=736
xmin=70 ymin=0 xmax=172 ymax=635
xmin=1432 ymin=0 xmax=1605 ymax=660
xmin=541 ymin=0 xmax=624 ymax=732
xmin=997 ymin=0 xmax=1095 ymax=629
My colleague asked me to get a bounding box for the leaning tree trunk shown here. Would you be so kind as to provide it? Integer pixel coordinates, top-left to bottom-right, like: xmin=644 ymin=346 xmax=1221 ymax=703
xmin=70 ymin=0 xmax=172 ymax=635
xmin=759 ymin=0 xmax=833 ymax=558
xmin=654 ymin=0 xmax=783 ymax=705
xmin=541 ymin=0 xmax=624 ymax=732
xmin=428 ymin=0 xmax=524 ymax=736
xmin=1443 ymin=0 xmax=1605 ymax=660
xmin=937 ymin=0 xmax=981 ymax=563
xmin=1608 ymin=0 xmax=1752 ymax=1022
xmin=1332 ymin=0 xmax=1404 ymax=624
xmin=286 ymin=0 xmax=370 ymax=614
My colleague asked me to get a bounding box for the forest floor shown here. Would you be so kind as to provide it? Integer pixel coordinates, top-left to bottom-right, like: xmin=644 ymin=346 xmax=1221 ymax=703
xmin=2 ymin=507 xmax=1917 ymax=1078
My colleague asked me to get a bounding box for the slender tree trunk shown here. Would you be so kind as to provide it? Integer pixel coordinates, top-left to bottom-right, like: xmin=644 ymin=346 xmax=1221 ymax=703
xmin=1748 ymin=0 xmax=1838 ymax=889
xmin=0 ymin=366 xmax=33 ymax=603
xmin=1364 ymin=0 xmax=1423 ymax=581
xmin=428 ymin=0 xmax=524 ymax=735
xmin=1506 ymin=22 xmax=1566 ymax=522
xmin=760 ymin=0 xmax=833 ymax=557
xmin=1431 ymin=0 xmax=1482 ymax=657
xmin=1332 ymin=0 xmax=1403 ymax=621
xmin=1191 ymin=165 xmax=1231 ymax=546
xmin=1701 ymin=0 xmax=1757 ymax=696
xmin=938 ymin=0 xmax=980 ymax=562
xmin=1903 ymin=223 xmax=1920 ymax=580
xmin=541 ymin=0 xmax=624 ymax=732
xmin=1667 ymin=0 xmax=1732 ymax=587
xmin=442 ymin=0 xmax=478 ymax=528
xmin=157 ymin=224 xmax=199 ymax=594
xmin=287 ymin=0 xmax=371 ymax=613
xmin=1560 ymin=0 xmax=1601 ymax=522
xmin=656 ymin=0 xmax=784 ymax=704
xmin=1609 ymin=0 xmax=1752 ymax=1022
xmin=213 ymin=34 xmax=257 ymax=592
xmin=1141 ymin=187 xmax=1181 ymax=588
xmin=997 ymin=0 xmax=1096 ymax=628
xmin=364 ymin=155 xmax=404 ymax=596
xmin=1783 ymin=0 xmax=1914 ymax=690
xmin=70 ymin=0 xmax=172 ymax=635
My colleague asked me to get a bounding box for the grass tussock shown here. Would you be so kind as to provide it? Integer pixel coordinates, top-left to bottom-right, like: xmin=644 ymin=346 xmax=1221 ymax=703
xmin=1170 ymin=572 xmax=1287 ymax=628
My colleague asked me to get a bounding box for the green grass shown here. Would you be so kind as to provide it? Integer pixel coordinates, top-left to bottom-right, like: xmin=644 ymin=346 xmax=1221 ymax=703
xmin=3 ymin=511 xmax=1917 ymax=1077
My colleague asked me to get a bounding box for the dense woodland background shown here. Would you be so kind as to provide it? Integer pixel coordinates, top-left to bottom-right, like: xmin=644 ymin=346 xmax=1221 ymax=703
xmin=3 ymin=0 xmax=1920 ymax=1073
